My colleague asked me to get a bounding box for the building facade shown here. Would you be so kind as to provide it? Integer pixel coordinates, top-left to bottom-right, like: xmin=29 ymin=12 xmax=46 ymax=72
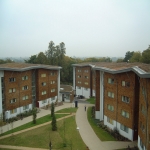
xmin=72 ymin=63 xmax=95 ymax=98
xmin=0 ymin=63 xmax=61 ymax=120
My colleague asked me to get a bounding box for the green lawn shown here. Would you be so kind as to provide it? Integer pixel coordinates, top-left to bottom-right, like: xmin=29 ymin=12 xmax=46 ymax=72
xmin=56 ymin=107 xmax=78 ymax=113
xmin=0 ymin=113 xmax=68 ymax=137
xmin=86 ymin=97 xmax=95 ymax=104
xmin=0 ymin=116 xmax=86 ymax=150
xmin=87 ymin=107 xmax=116 ymax=141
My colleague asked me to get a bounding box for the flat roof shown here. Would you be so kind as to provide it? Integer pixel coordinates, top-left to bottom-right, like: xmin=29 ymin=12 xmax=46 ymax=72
xmin=72 ymin=62 xmax=150 ymax=78
xmin=0 ymin=63 xmax=62 ymax=71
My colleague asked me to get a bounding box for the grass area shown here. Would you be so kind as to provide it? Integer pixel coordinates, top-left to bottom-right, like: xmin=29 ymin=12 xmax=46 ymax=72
xmin=87 ymin=107 xmax=116 ymax=141
xmin=0 ymin=116 xmax=86 ymax=150
xmin=56 ymin=107 xmax=78 ymax=113
xmin=86 ymin=97 xmax=95 ymax=104
xmin=0 ymin=114 xmax=68 ymax=137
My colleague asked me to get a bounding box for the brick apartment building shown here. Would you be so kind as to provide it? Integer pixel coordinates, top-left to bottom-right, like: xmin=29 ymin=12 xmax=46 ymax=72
xmin=0 ymin=63 xmax=61 ymax=120
xmin=73 ymin=62 xmax=150 ymax=150
xmin=72 ymin=63 xmax=96 ymax=98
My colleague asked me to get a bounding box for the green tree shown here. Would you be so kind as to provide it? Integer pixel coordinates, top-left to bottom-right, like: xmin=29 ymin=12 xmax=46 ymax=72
xmin=129 ymin=51 xmax=142 ymax=62
xmin=51 ymin=114 xmax=57 ymax=131
xmin=51 ymin=103 xmax=55 ymax=117
xmin=32 ymin=108 xmax=37 ymax=124
xmin=123 ymin=51 xmax=134 ymax=62
xmin=25 ymin=55 xmax=37 ymax=63
xmin=36 ymin=52 xmax=48 ymax=64
xmin=141 ymin=45 xmax=150 ymax=64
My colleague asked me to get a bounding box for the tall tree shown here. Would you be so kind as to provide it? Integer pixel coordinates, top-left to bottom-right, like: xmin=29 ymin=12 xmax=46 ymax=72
xmin=25 ymin=55 xmax=37 ymax=64
xmin=51 ymin=114 xmax=57 ymax=131
xmin=36 ymin=52 xmax=48 ymax=64
xmin=51 ymin=103 xmax=55 ymax=117
xmin=45 ymin=41 xmax=56 ymax=65
xmin=123 ymin=51 xmax=134 ymax=62
xmin=129 ymin=51 xmax=142 ymax=62
xmin=141 ymin=45 xmax=150 ymax=64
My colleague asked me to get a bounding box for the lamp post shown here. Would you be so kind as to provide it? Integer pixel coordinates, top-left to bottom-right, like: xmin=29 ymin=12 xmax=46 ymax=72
xmin=76 ymin=127 xmax=79 ymax=150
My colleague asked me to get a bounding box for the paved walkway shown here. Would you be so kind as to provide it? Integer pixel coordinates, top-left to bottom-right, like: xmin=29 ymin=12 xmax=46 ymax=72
xmin=0 ymin=101 xmax=137 ymax=150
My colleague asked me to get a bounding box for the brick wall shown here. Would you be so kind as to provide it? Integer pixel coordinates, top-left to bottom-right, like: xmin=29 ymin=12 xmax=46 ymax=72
xmin=4 ymin=70 xmax=32 ymax=111
xmin=95 ymin=70 xmax=100 ymax=111
xmin=139 ymin=78 xmax=150 ymax=149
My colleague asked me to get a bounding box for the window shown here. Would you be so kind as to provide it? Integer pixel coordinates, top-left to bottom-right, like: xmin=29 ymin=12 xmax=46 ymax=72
xmin=41 ymin=74 xmax=46 ymax=77
xmin=121 ymin=110 xmax=129 ymax=118
xmin=51 ymin=89 xmax=55 ymax=92
xmin=141 ymin=104 xmax=146 ymax=115
xmin=85 ymin=76 xmax=88 ymax=79
xmin=84 ymin=70 xmax=88 ymax=73
xmin=10 ymin=98 xmax=17 ymax=103
xmin=77 ymin=75 xmax=81 ymax=78
xmin=51 ymin=97 xmax=55 ymax=100
xmin=122 ymin=96 xmax=130 ymax=103
xmin=78 ymin=69 xmax=81 ymax=72
xmin=42 ymin=91 xmax=47 ymax=95
xmin=23 ymin=105 xmax=29 ymax=110
xmin=50 ymin=72 xmax=56 ymax=76
xmin=108 ymin=92 xmax=114 ymax=98
xmin=140 ymin=139 xmax=144 ymax=150
xmin=42 ymin=100 xmax=47 ymax=104
xmin=85 ymin=82 xmax=88 ymax=85
xmin=84 ymin=88 xmax=88 ymax=91
xmin=10 ymin=108 xmax=17 ymax=114
xmin=140 ymin=121 xmax=145 ymax=132
xmin=108 ymin=78 xmax=114 ymax=84
xmin=107 ymin=104 xmax=114 ymax=111
xmin=122 ymin=81 xmax=130 ymax=87
xmin=120 ymin=124 xmax=128 ymax=133
xmin=107 ymin=117 xmax=113 ymax=125
xmin=22 ymin=95 xmax=29 ymax=100
xmin=9 ymin=77 xmax=16 ymax=82
xmin=77 ymin=86 xmax=81 ymax=89
xmin=22 ymin=85 xmax=28 ymax=90
xmin=50 ymin=80 xmax=56 ymax=84
xmin=9 ymin=88 xmax=16 ymax=93
xmin=42 ymin=82 xmax=46 ymax=86
xmin=78 ymin=81 xmax=81 ymax=84
xmin=22 ymin=76 xmax=28 ymax=80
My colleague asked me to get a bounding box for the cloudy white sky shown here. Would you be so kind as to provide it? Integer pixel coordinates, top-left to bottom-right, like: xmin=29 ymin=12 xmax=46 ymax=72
xmin=0 ymin=0 xmax=150 ymax=58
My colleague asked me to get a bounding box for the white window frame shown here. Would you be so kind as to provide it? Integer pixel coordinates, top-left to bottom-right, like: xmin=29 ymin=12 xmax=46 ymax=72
xmin=122 ymin=81 xmax=130 ymax=87
xmin=108 ymin=78 xmax=114 ymax=84
xmin=50 ymin=72 xmax=56 ymax=76
xmin=42 ymin=82 xmax=46 ymax=86
xmin=9 ymin=88 xmax=16 ymax=93
xmin=23 ymin=105 xmax=29 ymax=110
xmin=42 ymin=99 xmax=47 ymax=104
xmin=78 ymin=81 xmax=81 ymax=84
xmin=78 ymin=69 xmax=81 ymax=72
xmin=9 ymin=77 xmax=16 ymax=82
xmin=122 ymin=96 xmax=130 ymax=103
xmin=108 ymin=92 xmax=114 ymax=98
xmin=107 ymin=117 xmax=113 ymax=125
xmin=120 ymin=124 xmax=128 ymax=133
xmin=77 ymin=75 xmax=81 ymax=78
xmin=51 ymin=89 xmax=55 ymax=92
xmin=22 ymin=95 xmax=29 ymax=100
xmin=10 ymin=108 xmax=17 ymax=114
xmin=84 ymin=82 xmax=88 ymax=85
xmin=42 ymin=91 xmax=47 ymax=95
xmin=22 ymin=85 xmax=28 ymax=90
xmin=10 ymin=98 xmax=17 ymax=104
xmin=51 ymin=97 xmax=55 ymax=100
xmin=22 ymin=76 xmax=28 ymax=80
xmin=77 ymin=86 xmax=81 ymax=89
xmin=85 ymin=76 xmax=88 ymax=79
xmin=41 ymin=74 xmax=46 ymax=77
xmin=121 ymin=110 xmax=129 ymax=118
xmin=107 ymin=104 xmax=114 ymax=111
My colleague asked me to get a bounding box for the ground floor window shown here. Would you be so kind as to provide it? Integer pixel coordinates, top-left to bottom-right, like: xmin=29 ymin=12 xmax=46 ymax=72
xmin=51 ymin=97 xmax=55 ymax=101
xmin=140 ymin=138 xmax=144 ymax=150
xmin=120 ymin=124 xmax=128 ymax=133
xmin=107 ymin=117 xmax=113 ymax=125
xmin=42 ymin=100 xmax=47 ymax=104
xmin=23 ymin=105 xmax=29 ymax=110
xmin=10 ymin=108 xmax=17 ymax=114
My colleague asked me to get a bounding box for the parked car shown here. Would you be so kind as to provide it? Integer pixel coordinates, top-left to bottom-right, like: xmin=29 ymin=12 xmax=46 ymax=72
xmin=77 ymin=95 xmax=85 ymax=99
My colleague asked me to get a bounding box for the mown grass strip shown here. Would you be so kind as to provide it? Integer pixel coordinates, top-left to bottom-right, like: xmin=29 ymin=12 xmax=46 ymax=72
xmin=0 ymin=114 xmax=68 ymax=137
xmin=87 ymin=107 xmax=116 ymax=141
xmin=56 ymin=107 xmax=77 ymax=113
xmin=86 ymin=97 xmax=95 ymax=104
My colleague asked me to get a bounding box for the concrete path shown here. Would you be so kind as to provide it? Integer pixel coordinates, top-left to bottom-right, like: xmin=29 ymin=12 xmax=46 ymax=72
xmin=0 ymin=102 xmax=137 ymax=150
xmin=76 ymin=103 xmax=137 ymax=150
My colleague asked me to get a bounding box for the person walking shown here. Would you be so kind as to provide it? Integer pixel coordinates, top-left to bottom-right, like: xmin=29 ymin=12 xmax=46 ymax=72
xmin=85 ymin=105 xmax=86 ymax=111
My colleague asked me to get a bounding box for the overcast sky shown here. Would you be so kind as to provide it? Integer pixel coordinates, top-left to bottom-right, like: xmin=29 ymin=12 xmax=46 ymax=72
xmin=0 ymin=0 xmax=150 ymax=58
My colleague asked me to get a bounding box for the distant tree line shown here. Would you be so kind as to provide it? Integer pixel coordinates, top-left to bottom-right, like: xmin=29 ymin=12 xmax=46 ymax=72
xmin=1 ymin=41 xmax=150 ymax=84
xmin=117 ymin=45 xmax=150 ymax=63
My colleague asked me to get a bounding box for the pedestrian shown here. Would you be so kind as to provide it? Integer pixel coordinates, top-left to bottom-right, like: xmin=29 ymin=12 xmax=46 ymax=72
xmin=85 ymin=105 xmax=86 ymax=111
